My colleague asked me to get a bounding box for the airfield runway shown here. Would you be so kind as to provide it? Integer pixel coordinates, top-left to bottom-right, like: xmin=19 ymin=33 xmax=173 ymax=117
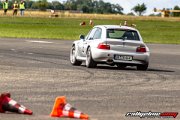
xmin=0 ymin=38 xmax=180 ymax=120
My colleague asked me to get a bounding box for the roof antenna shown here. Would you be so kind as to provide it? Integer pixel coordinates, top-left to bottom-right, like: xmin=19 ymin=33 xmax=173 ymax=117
xmin=124 ymin=21 xmax=127 ymax=26
xmin=131 ymin=24 xmax=136 ymax=27
xmin=119 ymin=23 xmax=122 ymax=27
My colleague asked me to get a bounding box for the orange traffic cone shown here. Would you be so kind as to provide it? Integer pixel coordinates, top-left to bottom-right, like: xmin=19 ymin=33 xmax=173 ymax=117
xmin=0 ymin=93 xmax=33 ymax=115
xmin=50 ymin=96 xmax=89 ymax=119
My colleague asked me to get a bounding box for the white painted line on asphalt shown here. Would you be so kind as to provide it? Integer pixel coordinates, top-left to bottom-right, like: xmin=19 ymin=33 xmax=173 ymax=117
xmin=28 ymin=53 xmax=34 ymax=55
xmin=11 ymin=49 xmax=18 ymax=52
xmin=26 ymin=40 xmax=53 ymax=44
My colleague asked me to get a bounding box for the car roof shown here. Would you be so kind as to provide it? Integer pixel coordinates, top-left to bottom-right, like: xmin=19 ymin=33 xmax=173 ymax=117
xmin=94 ymin=25 xmax=137 ymax=31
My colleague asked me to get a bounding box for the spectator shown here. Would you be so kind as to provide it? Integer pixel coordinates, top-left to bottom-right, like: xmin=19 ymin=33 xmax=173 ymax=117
xmin=19 ymin=0 xmax=25 ymax=16
xmin=3 ymin=0 xmax=8 ymax=15
xmin=13 ymin=1 xmax=19 ymax=16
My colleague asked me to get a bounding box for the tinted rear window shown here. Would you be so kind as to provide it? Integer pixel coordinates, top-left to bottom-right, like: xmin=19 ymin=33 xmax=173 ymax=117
xmin=107 ymin=29 xmax=140 ymax=41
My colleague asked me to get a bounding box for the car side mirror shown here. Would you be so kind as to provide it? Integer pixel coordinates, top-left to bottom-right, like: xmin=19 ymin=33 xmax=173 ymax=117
xmin=79 ymin=35 xmax=85 ymax=40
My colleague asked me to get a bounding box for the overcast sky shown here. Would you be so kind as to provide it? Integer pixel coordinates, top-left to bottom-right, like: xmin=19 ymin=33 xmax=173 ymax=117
xmin=58 ymin=0 xmax=180 ymax=15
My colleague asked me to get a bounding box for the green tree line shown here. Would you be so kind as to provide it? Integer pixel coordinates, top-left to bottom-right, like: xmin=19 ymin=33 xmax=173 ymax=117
xmin=0 ymin=0 xmax=179 ymax=16
xmin=0 ymin=0 xmax=123 ymax=14
xmin=173 ymin=5 xmax=180 ymax=17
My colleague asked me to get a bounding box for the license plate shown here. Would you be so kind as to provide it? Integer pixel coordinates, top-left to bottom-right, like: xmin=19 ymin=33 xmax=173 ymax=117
xmin=114 ymin=55 xmax=133 ymax=61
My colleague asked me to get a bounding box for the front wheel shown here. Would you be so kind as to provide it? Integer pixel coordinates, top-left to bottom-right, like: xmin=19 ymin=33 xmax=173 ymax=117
xmin=86 ymin=48 xmax=97 ymax=68
xmin=137 ymin=64 xmax=148 ymax=71
xmin=70 ymin=45 xmax=82 ymax=66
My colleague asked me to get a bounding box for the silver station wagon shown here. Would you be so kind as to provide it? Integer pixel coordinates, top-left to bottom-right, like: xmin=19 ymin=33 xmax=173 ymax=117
xmin=70 ymin=25 xmax=150 ymax=70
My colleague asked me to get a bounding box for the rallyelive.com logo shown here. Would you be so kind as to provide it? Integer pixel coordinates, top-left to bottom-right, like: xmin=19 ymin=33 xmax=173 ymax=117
xmin=125 ymin=111 xmax=178 ymax=118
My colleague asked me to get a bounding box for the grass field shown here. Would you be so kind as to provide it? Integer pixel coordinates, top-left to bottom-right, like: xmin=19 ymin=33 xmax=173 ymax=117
xmin=0 ymin=10 xmax=180 ymax=44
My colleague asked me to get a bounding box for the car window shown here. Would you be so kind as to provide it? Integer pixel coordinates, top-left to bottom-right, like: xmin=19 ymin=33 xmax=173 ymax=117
xmin=93 ymin=28 xmax=102 ymax=39
xmin=107 ymin=29 xmax=140 ymax=41
xmin=86 ymin=28 xmax=97 ymax=40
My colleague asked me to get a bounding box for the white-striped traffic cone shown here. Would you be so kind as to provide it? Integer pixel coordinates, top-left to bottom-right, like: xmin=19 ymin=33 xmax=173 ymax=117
xmin=0 ymin=93 xmax=33 ymax=115
xmin=50 ymin=96 xmax=89 ymax=119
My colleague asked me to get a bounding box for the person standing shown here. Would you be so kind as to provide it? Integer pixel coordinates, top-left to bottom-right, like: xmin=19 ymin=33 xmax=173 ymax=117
xmin=13 ymin=1 xmax=18 ymax=16
xmin=3 ymin=0 xmax=8 ymax=15
xmin=19 ymin=0 xmax=25 ymax=16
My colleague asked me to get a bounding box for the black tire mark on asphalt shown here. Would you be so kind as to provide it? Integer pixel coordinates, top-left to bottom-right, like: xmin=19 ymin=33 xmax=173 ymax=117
xmin=2 ymin=51 xmax=94 ymax=82
xmin=0 ymin=48 xmax=174 ymax=87
xmin=0 ymin=48 xmax=69 ymax=60
xmin=128 ymin=72 xmax=167 ymax=87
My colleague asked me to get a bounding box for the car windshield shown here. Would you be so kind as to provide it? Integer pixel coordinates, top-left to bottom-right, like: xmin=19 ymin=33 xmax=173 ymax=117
xmin=107 ymin=29 xmax=140 ymax=41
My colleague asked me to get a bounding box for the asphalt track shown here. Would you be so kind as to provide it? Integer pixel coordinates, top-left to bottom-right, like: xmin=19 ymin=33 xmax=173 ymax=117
xmin=0 ymin=38 xmax=180 ymax=120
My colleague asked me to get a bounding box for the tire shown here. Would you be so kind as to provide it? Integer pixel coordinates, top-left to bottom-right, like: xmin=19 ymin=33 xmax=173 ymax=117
xmin=86 ymin=47 xmax=97 ymax=68
xmin=116 ymin=64 xmax=127 ymax=69
xmin=70 ymin=45 xmax=82 ymax=66
xmin=137 ymin=64 xmax=148 ymax=71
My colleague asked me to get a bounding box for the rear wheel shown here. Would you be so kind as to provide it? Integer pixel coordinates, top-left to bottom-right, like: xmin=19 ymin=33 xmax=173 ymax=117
xmin=116 ymin=64 xmax=127 ymax=69
xmin=70 ymin=45 xmax=82 ymax=66
xmin=137 ymin=64 xmax=148 ymax=71
xmin=86 ymin=47 xmax=97 ymax=68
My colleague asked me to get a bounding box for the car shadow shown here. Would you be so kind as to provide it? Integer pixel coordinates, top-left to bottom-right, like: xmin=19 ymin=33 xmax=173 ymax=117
xmin=87 ymin=65 xmax=175 ymax=73
xmin=147 ymin=68 xmax=174 ymax=72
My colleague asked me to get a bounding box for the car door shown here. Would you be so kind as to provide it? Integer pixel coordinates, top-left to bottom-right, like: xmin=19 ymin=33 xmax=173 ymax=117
xmin=82 ymin=28 xmax=97 ymax=56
